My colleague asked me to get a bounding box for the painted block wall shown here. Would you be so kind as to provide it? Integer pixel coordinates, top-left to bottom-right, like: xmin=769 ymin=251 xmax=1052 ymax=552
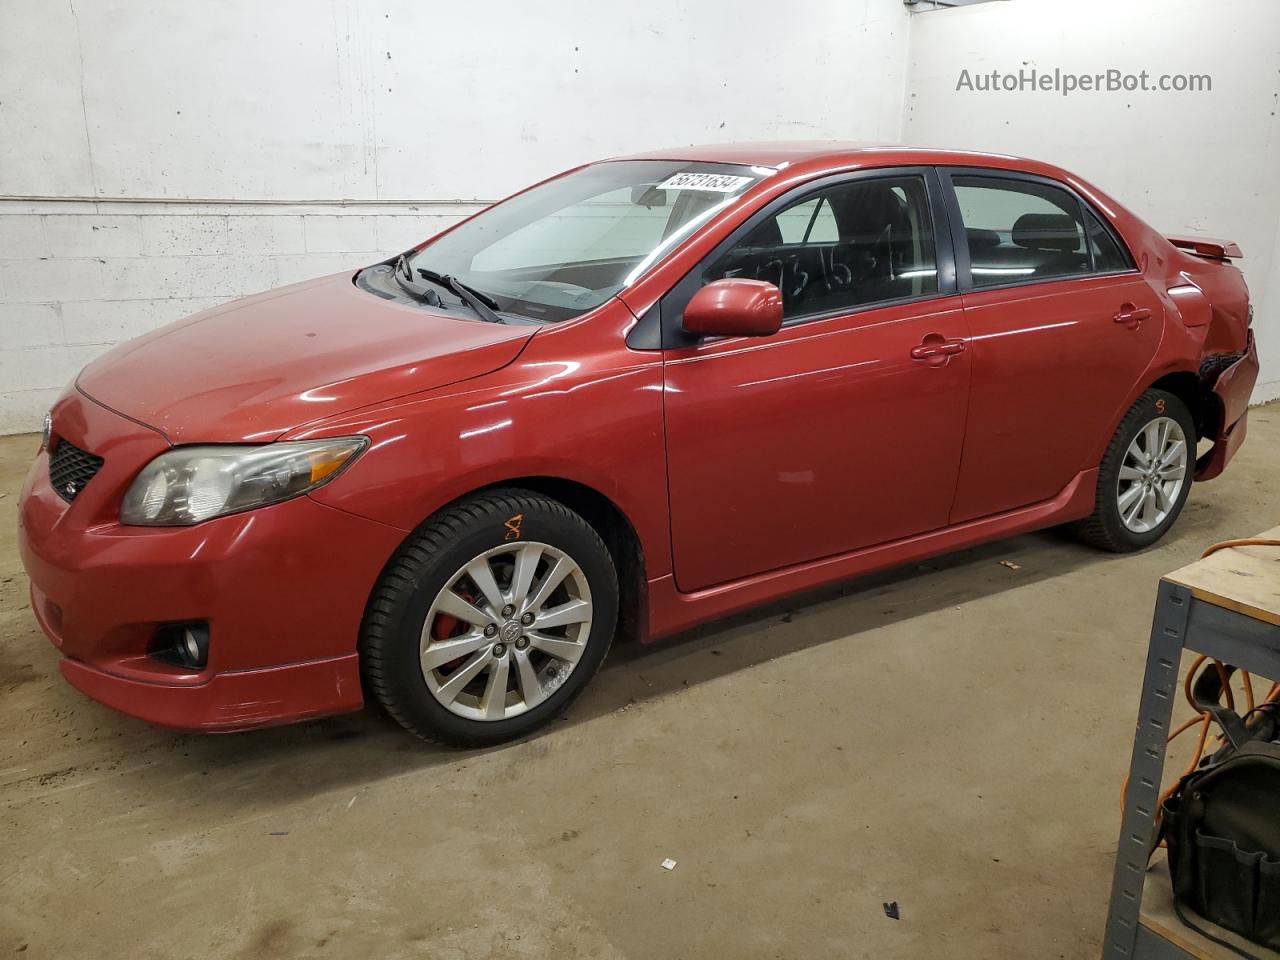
xmin=5 ymin=0 xmax=1277 ymax=434
xmin=0 ymin=0 xmax=912 ymax=433
xmin=902 ymin=0 xmax=1280 ymax=402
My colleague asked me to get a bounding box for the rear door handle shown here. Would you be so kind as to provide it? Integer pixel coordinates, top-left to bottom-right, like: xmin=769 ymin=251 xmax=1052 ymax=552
xmin=1114 ymin=303 xmax=1152 ymax=328
xmin=911 ymin=334 xmax=966 ymax=365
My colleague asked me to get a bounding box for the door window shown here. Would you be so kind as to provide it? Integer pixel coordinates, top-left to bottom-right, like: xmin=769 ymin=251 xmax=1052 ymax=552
xmin=1085 ymin=208 xmax=1134 ymax=272
xmin=704 ymin=176 xmax=939 ymax=319
xmin=953 ymin=175 xmax=1093 ymax=286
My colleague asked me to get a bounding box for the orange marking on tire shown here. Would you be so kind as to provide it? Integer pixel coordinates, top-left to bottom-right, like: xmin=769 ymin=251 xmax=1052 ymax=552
xmin=504 ymin=514 xmax=523 ymax=540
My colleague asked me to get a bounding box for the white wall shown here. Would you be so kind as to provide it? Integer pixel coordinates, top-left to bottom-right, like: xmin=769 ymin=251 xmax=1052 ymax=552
xmin=0 ymin=0 xmax=912 ymax=433
xmin=902 ymin=0 xmax=1280 ymax=402
xmin=7 ymin=0 xmax=1276 ymax=436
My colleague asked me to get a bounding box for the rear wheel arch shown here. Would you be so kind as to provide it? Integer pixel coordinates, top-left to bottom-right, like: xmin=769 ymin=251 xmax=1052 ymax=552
xmin=1074 ymin=387 xmax=1195 ymax=552
xmin=1147 ymin=370 xmax=1213 ymax=441
xmin=1084 ymin=367 xmax=1209 ymax=481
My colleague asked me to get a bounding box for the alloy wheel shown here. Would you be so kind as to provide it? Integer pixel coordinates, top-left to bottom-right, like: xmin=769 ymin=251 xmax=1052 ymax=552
xmin=419 ymin=542 xmax=593 ymax=721
xmin=1116 ymin=416 xmax=1188 ymax=534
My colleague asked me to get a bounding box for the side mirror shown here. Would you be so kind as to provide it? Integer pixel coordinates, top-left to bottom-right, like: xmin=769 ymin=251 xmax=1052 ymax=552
xmin=682 ymin=279 xmax=783 ymax=338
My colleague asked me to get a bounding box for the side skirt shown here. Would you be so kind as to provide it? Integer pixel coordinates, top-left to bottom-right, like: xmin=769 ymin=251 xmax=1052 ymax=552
xmin=643 ymin=468 xmax=1098 ymax=641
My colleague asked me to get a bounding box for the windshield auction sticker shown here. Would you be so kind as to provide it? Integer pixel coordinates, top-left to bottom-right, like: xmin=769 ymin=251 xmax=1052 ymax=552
xmin=657 ymin=172 xmax=754 ymax=193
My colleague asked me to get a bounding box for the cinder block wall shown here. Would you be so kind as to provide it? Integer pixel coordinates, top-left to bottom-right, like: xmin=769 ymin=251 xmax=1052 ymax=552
xmin=902 ymin=0 xmax=1280 ymax=405
xmin=0 ymin=201 xmax=480 ymax=434
xmin=0 ymin=0 xmax=912 ymax=434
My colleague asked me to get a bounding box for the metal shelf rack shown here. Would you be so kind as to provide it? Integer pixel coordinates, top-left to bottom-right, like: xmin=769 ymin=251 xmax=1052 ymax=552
xmin=1104 ymin=534 xmax=1280 ymax=959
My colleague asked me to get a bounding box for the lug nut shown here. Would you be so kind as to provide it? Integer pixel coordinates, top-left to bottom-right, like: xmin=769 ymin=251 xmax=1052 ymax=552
xmin=520 ymin=612 xmax=535 ymax=626
xmin=515 ymin=637 xmax=529 ymax=650
xmin=484 ymin=624 xmax=497 ymax=637
xmin=501 ymin=604 xmax=515 ymax=618
xmin=492 ymin=643 xmax=506 ymax=657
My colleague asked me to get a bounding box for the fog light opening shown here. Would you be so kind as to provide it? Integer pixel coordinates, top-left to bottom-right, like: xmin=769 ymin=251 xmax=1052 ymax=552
xmin=152 ymin=622 xmax=210 ymax=670
xmin=180 ymin=628 xmax=204 ymax=666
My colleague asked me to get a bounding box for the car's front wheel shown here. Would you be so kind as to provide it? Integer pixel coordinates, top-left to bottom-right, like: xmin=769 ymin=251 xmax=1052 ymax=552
xmin=1074 ymin=388 xmax=1196 ymax=552
xmin=362 ymin=489 xmax=618 ymax=746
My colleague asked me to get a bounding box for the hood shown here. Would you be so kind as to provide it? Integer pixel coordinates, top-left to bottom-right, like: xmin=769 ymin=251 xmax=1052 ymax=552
xmin=77 ymin=273 xmax=537 ymax=444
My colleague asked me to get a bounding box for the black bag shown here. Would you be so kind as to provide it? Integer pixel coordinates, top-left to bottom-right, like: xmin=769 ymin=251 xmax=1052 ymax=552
xmin=1161 ymin=670 xmax=1280 ymax=957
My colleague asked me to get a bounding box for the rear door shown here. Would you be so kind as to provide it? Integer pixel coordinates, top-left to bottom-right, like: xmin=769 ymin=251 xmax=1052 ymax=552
xmin=661 ymin=169 xmax=972 ymax=592
xmin=940 ymin=169 xmax=1163 ymax=523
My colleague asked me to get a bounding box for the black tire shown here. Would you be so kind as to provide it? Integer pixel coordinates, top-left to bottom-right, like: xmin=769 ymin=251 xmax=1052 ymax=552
xmin=361 ymin=489 xmax=618 ymax=747
xmin=1074 ymin=389 xmax=1196 ymax=552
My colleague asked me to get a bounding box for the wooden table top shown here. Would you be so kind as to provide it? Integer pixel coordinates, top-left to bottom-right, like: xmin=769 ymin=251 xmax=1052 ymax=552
xmin=1165 ymin=527 xmax=1280 ymax=626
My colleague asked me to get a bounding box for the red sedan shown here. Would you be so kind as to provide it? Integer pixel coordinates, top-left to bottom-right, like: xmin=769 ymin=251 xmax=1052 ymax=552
xmin=18 ymin=143 xmax=1258 ymax=745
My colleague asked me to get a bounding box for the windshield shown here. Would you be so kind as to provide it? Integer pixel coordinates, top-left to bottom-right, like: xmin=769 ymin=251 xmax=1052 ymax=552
xmin=406 ymin=160 xmax=766 ymax=322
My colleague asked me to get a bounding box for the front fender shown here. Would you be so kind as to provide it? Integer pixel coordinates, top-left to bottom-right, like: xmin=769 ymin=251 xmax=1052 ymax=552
xmin=287 ymin=317 xmax=672 ymax=580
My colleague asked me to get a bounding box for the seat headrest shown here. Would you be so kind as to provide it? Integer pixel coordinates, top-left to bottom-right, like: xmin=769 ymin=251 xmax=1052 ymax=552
xmin=745 ymin=216 xmax=783 ymax=248
xmin=1012 ymin=213 xmax=1081 ymax=252
xmin=836 ymin=183 xmax=908 ymax=234
xmin=966 ymin=227 xmax=1002 ymax=253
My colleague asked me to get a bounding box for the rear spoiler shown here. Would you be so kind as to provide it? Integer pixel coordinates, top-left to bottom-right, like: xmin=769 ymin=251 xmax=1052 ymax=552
xmin=1166 ymin=235 xmax=1243 ymax=260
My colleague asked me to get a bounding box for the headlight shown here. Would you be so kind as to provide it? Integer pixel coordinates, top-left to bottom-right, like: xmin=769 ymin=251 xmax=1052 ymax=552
xmin=120 ymin=437 xmax=367 ymax=526
xmin=40 ymin=412 xmax=52 ymax=451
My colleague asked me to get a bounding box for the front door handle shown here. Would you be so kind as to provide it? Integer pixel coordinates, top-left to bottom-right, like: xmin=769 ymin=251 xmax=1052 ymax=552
xmin=911 ymin=334 xmax=966 ymax=366
xmin=1114 ymin=303 xmax=1152 ymax=328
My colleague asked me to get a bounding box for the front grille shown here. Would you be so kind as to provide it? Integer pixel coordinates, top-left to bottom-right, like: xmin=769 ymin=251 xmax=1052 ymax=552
xmin=49 ymin=439 xmax=104 ymax=503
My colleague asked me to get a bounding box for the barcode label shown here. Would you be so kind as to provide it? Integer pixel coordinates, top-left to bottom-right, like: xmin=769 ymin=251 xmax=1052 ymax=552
xmin=657 ymin=172 xmax=754 ymax=193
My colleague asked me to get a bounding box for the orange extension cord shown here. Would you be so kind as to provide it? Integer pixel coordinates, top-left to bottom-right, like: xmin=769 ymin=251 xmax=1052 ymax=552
xmin=1121 ymin=538 xmax=1280 ymax=844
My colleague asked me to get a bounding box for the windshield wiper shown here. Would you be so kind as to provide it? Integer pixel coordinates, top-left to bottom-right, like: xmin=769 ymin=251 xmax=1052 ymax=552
xmin=417 ymin=267 xmax=503 ymax=324
xmin=391 ymin=255 xmax=443 ymax=307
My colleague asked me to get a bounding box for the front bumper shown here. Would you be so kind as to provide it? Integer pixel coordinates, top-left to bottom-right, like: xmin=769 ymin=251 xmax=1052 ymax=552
xmin=1195 ymin=331 xmax=1260 ymax=482
xmin=18 ymin=389 xmax=405 ymax=731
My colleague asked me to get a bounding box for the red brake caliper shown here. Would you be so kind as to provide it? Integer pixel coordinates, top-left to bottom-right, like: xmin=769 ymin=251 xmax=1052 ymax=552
xmin=433 ymin=613 xmax=460 ymax=642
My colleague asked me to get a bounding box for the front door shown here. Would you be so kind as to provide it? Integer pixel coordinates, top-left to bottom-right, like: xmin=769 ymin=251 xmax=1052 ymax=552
xmin=662 ymin=171 xmax=972 ymax=592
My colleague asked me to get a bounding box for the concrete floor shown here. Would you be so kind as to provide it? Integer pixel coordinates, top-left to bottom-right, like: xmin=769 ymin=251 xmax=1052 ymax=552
xmin=0 ymin=408 xmax=1276 ymax=960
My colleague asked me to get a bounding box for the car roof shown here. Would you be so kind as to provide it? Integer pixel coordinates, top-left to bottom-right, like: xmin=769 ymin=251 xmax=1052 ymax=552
xmin=609 ymin=141 xmax=1053 ymax=175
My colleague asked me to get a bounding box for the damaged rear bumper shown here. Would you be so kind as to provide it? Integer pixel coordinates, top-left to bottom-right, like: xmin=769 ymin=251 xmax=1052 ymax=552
xmin=1195 ymin=331 xmax=1259 ymax=481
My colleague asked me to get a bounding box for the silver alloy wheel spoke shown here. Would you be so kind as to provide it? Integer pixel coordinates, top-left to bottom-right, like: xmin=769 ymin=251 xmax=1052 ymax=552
xmin=513 ymin=648 xmax=546 ymax=708
xmin=435 ymin=590 xmax=492 ymax=628
xmin=526 ymin=556 xmax=574 ymax=613
xmin=1123 ymin=496 xmax=1144 ymax=528
xmin=535 ymin=598 xmax=591 ymax=630
xmin=1118 ymin=484 xmax=1144 ymax=514
xmin=507 ymin=543 xmax=543 ymax=608
xmin=1159 ymin=440 xmax=1186 ymax=468
xmin=419 ymin=540 xmax=593 ymax=722
xmin=420 ymin=629 xmax=489 ymax=671
xmin=527 ymin=630 xmax=586 ymax=663
xmin=435 ymin=649 xmax=492 ymax=705
xmin=1141 ymin=488 xmax=1158 ymax=526
xmin=465 ymin=556 xmax=505 ymax=614
xmin=1117 ymin=415 xmax=1188 ymax=534
xmin=1145 ymin=421 xmax=1163 ymax=458
xmin=481 ymin=654 xmax=511 ymax=719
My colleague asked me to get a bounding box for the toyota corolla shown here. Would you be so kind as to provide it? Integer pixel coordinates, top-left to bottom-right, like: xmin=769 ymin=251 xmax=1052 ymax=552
xmin=18 ymin=143 xmax=1258 ymax=745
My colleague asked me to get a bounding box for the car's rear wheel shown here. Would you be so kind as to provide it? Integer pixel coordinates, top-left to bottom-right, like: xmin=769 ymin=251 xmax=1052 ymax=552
xmin=362 ymin=489 xmax=618 ymax=746
xmin=1074 ymin=389 xmax=1195 ymax=552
